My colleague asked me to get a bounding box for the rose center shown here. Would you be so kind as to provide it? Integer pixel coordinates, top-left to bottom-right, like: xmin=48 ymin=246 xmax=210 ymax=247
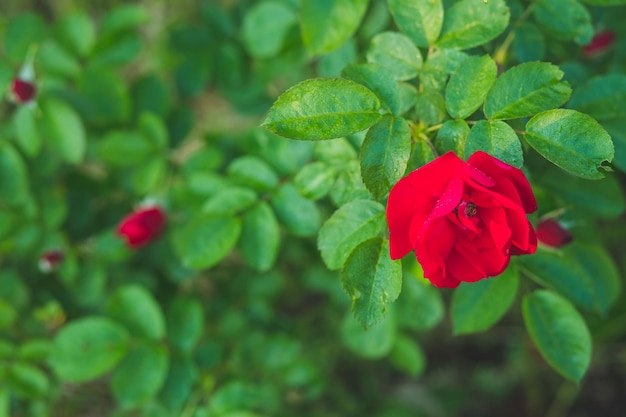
xmin=464 ymin=202 xmax=477 ymax=217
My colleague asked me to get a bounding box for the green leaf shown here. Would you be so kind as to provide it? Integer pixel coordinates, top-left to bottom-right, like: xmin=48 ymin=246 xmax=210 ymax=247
xmin=100 ymin=4 xmax=149 ymax=39
xmin=341 ymin=309 xmax=396 ymax=358
xmin=395 ymin=270 xmax=444 ymax=331
xmin=484 ymin=62 xmax=572 ymax=120
xmin=111 ymin=342 xmax=169 ymax=408
xmin=407 ymin=139 xmax=437 ymax=171
xmin=57 ymin=11 xmax=96 ymax=57
xmin=451 ymin=264 xmax=519 ymax=334
xmin=173 ymin=214 xmax=242 ymax=269
xmin=437 ymin=0 xmax=510 ymax=49
xmin=342 ymin=63 xmax=401 ymax=115
xmin=262 ymin=78 xmax=382 ymax=140
xmin=166 ymin=297 xmax=204 ymax=353
xmin=7 ymin=362 xmax=49 ymax=398
xmin=0 ymin=144 xmax=29 ymax=206
xmin=271 ymin=184 xmax=321 ymax=237
xmin=419 ymin=49 xmax=469 ymax=93
xmin=318 ymin=200 xmax=386 ymax=271
xmin=300 ymin=0 xmax=368 ymax=54
xmin=293 ymin=162 xmax=336 ymax=200
xmin=519 ymin=243 xmax=620 ymax=316
xmin=414 ymin=91 xmax=447 ymax=126
xmin=242 ymin=1 xmax=296 ymax=58
xmin=106 ymin=285 xmax=166 ymax=340
xmin=524 ymin=109 xmax=613 ymax=179
xmin=159 ymin=354 xmax=198 ymax=411
xmin=19 ymin=339 xmax=51 ymax=362
xmin=523 ymin=290 xmax=591 ymax=383
xmin=366 ymin=31 xmax=423 ymax=81
xmin=330 ymin=161 xmax=373 ymax=206
xmin=227 ymin=156 xmax=280 ymax=192
xmin=341 ymin=238 xmax=403 ymax=328
xmin=389 ymin=335 xmax=426 ymax=376
xmin=99 ymin=131 xmax=154 ymax=167
xmin=4 ymin=13 xmax=47 ymax=63
xmin=435 ymin=119 xmax=470 ymax=155
xmin=314 ymin=138 xmax=357 ymax=165
xmin=512 ymin=22 xmax=546 ymax=62
xmin=202 ymin=187 xmax=258 ymax=215
xmin=580 ymin=0 xmax=626 ymax=4
xmin=77 ymin=67 xmax=132 ymax=127
xmin=446 ymin=55 xmax=497 ymax=119
xmin=463 ymin=120 xmax=523 ymax=167
xmin=388 ymin=0 xmax=443 ymax=47
xmin=602 ymin=120 xmax=626 ymax=173
xmin=360 ymin=115 xmax=412 ymax=199
xmin=40 ymin=98 xmax=86 ymax=164
xmin=533 ymin=0 xmax=593 ymax=44
xmin=49 ymin=317 xmax=129 ymax=383
xmin=317 ymin=39 xmax=358 ymax=77
xmin=132 ymin=158 xmax=166 ymax=195
xmin=38 ymin=40 xmax=81 ymax=78
xmin=567 ymin=74 xmax=626 ymax=121
xmin=398 ymin=82 xmax=419 ymax=116
xmin=239 ymin=202 xmax=280 ymax=272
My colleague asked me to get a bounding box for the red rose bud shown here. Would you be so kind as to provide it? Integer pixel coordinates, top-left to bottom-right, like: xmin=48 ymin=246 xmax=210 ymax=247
xmin=38 ymin=250 xmax=64 ymax=273
xmin=11 ymin=78 xmax=36 ymax=104
xmin=116 ymin=206 xmax=166 ymax=248
xmin=386 ymin=151 xmax=537 ymax=288
xmin=583 ymin=30 xmax=615 ymax=57
xmin=537 ymin=218 xmax=572 ymax=248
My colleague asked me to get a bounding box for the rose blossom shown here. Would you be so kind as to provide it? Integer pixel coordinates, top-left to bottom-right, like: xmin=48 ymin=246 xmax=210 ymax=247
xmin=116 ymin=205 xmax=166 ymax=248
xmin=386 ymin=151 xmax=537 ymax=288
xmin=536 ymin=218 xmax=572 ymax=248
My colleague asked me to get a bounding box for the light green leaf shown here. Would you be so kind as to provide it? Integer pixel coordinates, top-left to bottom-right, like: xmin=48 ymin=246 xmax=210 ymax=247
xmin=330 ymin=161 xmax=373 ymax=206
xmin=318 ymin=200 xmax=386 ymax=270
xmin=300 ymin=0 xmax=368 ymax=54
xmin=242 ymin=1 xmax=296 ymax=58
xmin=49 ymin=317 xmax=129 ymax=383
xmin=463 ymin=120 xmax=523 ymax=167
xmin=407 ymin=138 xmax=437 ymax=171
xmin=38 ymin=40 xmax=81 ymax=78
xmin=239 ymin=202 xmax=280 ymax=272
xmin=0 ymin=144 xmax=29 ymax=206
xmin=77 ymin=67 xmax=132 ymax=126
xmin=173 ymin=214 xmax=242 ymax=269
xmin=446 ymin=55 xmax=497 ymax=119
xmin=202 ymin=187 xmax=258 ymax=215
xmin=395 ymin=271 xmax=444 ymax=332
xmin=271 ymin=184 xmax=321 ymax=237
xmin=263 ymin=78 xmax=382 ymax=140
xmin=435 ymin=119 xmax=470 ymax=155
xmin=451 ymin=264 xmax=519 ymax=334
xmin=580 ymin=0 xmax=626 ymax=4
xmin=523 ymin=290 xmax=591 ymax=383
xmin=366 ymin=31 xmax=423 ymax=81
xmin=341 ymin=309 xmax=396 ymax=358
xmin=166 ymin=297 xmax=204 ymax=353
xmin=398 ymin=82 xmax=419 ymax=116
xmin=294 ymin=162 xmax=336 ymax=200
xmin=57 ymin=11 xmax=95 ymax=57
xmin=484 ymin=62 xmax=572 ymax=120
xmin=387 ymin=0 xmax=443 ymax=47
xmin=419 ymin=49 xmax=469 ymax=93
xmin=4 ymin=13 xmax=47 ymax=63
xmin=524 ymin=109 xmax=613 ymax=179
xmin=567 ymin=74 xmax=626 ymax=121
xmin=40 ymin=98 xmax=86 ymax=164
xmin=342 ymin=63 xmax=401 ymax=114
xmin=111 ymin=342 xmax=169 ymax=408
xmin=317 ymin=39 xmax=357 ymax=78
xmin=100 ymin=4 xmax=149 ymax=39
xmin=7 ymin=362 xmax=49 ymax=398
xmin=437 ymin=0 xmax=510 ymax=49
xmin=341 ymin=238 xmax=402 ymax=328
xmin=519 ymin=243 xmax=620 ymax=315
xmin=360 ymin=115 xmax=412 ymax=199
xmin=227 ymin=156 xmax=279 ymax=192
xmin=533 ymin=0 xmax=593 ymax=44
xmin=314 ymin=138 xmax=357 ymax=165
xmin=390 ymin=335 xmax=425 ymax=376
xmin=106 ymin=285 xmax=166 ymax=340
xmin=414 ymin=91 xmax=447 ymax=126
xmin=99 ymin=131 xmax=154 ymax=167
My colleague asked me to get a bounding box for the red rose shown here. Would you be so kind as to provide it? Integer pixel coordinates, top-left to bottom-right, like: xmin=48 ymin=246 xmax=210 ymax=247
xmin=116 ymin=206 xmax=166 ymax=248
xmin=12 ymin=78 xmax=36 ymax=104
xmin=537 ymin=218 xmax=572 ymax=248
xmin=38 ymin=249 xmax=64 ymax=273
xmin=386 ymin=151 xmax=537 ymax=288
xmin=582 ymin=30 xmax=615 ymax=57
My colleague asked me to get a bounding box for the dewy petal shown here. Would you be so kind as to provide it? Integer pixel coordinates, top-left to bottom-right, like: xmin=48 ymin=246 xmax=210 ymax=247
xmin=415 ymin=216 xmax=457 ymax=280
xmin=406 ymin=152 xmax=468 ymax=197
xmin=467 ymin=151 xmax=537 ymax=213
xmin=429 ymin=178 xmax=464 ymax=219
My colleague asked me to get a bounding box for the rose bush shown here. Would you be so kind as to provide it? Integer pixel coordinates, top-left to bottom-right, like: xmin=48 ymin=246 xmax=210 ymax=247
xmin=387 ymin=151 xmax=537 ymax=288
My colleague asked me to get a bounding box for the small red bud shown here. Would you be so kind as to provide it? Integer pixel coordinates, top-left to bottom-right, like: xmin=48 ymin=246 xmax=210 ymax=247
xmin=38 ymin=250 xmax=65 ymax=273
xmin=583 ymin=30 xmax=615 ymax=57
xmin=116 ymin=205 xmax=166 ymax=249
xmin=537 ymin=219 xmax=572 ymax=248
xmin=11 ymin=78 xmax=36 ymax=104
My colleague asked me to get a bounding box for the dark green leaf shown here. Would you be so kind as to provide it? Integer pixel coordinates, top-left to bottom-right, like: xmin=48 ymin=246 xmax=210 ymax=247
xmin=49 ymin=317 xmax=129 ymax=382
xmin=523 ymin=290 xmax=591 ymax=383
xmin=263 ymin=78 xmax=382 ymax=140
xmin=77 ymin=67 xmax=132 ymax=126
xmin=437 ymin=0 xmax=510 ymax=49
xmin=294 ymin=162 xmax=336 ymax=200
xmin=341 ymin=309 xmax=396 ymax=358
xmin=407 ymin=138 xmax=437 ymax=171
xmin=396 ymin=270 xmax=444 ymax=331
xmin=512 ymin=22 xmax=546 ymax=62
xmin=99 ymin=131 xmax=154 ymax=167
xmin=8 ymin=362 xmax=49 ymax=398
xmin=173 ymin=215 xmax=242 ymax=269
xmin=342 ymin=63 xmax=401 ymax=114
xmin=100 ymin=4 xmax=148 ymax=39
xmin=414 ymin=91 xmax=447 ymax=126
xmin=533 ymin=0 xmax=593 ymax=44
xmin=40 ymin=98 xmax=86 ymax=164
xmin=451 ymin=264 xmax=519 ymax=334
xmin=271 ymin=184 xmax=321 ymax=237
xmin=159 ymin=354 xmax=198 ymax=411
xmin=398 ymin=82 xmax=419 ymax=116
xmin=300 ymin=0 xmax=368 ymax=54
xmin=388 ymin=0 xmax=443 ymax=47
xmin=390 ymin=335 xmax=425 ymax=376
xmin=0 ymin=143 xmax=29 ymax=206
xmin=446 ymin=55 xmax=497 ymax=119
xmin=366 ymin=31 xmax=423 ymax=81
xmin=484 ymin=62 xmax=572 ymax=120
xmin=330 ymin=161 xmax=373 ymax=206
xmin=341 ymin=238 xmax=402 ymax=328
xmin=106 ymin=285 xmax=166 ymax=340
xmin=524 ymin=109 xmax=613 ymax=179
xmin=360 ymin=115 xmax=412 ymax=199
xmin=4 ymin=13 xmax=47 ymax=62
xmin=567 ymin=74 xmax=626 ymax=121
xmin=464 ymin=120 xmax=523 ymax=167
xmin=166 ymin=297 xmax=204 ymax=353
xmin=239 ymin=202 xmax=280 ymax=272
xmin=435 ymin=119 xmax=470 ymax=155
xmin=317 ymin=39 xmax=358 ymax=77
xmin=318 ymin=200 xmax=386 ymax=270
xmin=419 ymin=49 xmax=469 ymax=93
